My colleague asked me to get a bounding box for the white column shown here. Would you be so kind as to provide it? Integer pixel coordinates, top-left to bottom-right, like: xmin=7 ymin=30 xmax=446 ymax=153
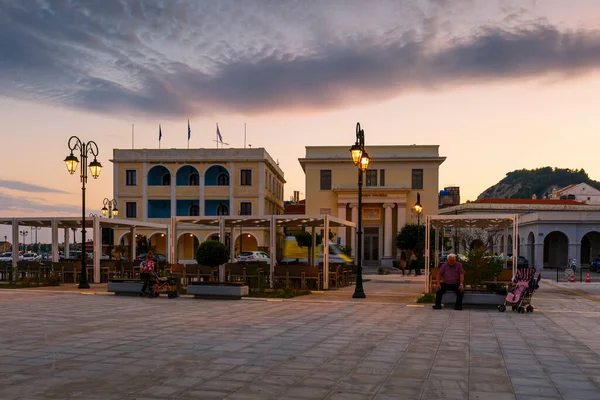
xmin=93 ymin=217 xmax=101 ymax=283
xmin=64 ymin=228 xmax=70 ymax=261
xmin=270 ymin=215 xmax=276 ymax=288
xmin=142 ymin=162 xmax=148 ymax=220
xmin=323 ymin=216 xmax=329 ymax=290
xmin=229 ymin=162 xmax=235 ymax=215
xmin=383 ymin=203 xmax=395 ymax=259
xmin=350 ymin=204 xmax=358 ymax=258
xmin=337 ymin=204 xmax=347 ymax=246
xmin=258 ymin=162 xmax=266 ymax=216
xmin=396 ymin=203 xmax=406 ymax=232
xmin=170 ymin=167 xmax=176 ymax=218
xmin=199 ymin=172 xmax=205 ymax=216
xmin=51 ymin=219 xmax=59 ymax=262
xmin=130 ymin=228 xmax=136 ymax=261
xmin=12 ymin=219 xmax=19 ymax=270
xmin=218 ymin=217 xmax=226 ymax=281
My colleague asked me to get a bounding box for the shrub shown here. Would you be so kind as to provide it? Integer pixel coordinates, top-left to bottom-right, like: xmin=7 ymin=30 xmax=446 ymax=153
xmin=42 ymin=272 xmax=61 ymax=287
xmin=462 ymin=248 xmax=503 ymax=289
xmin=416 ymin=292 xmax=435 ymax=303
xmin=19 ymin=277 xmax=39 ymax=288
xmin=195 ymin=240 xmax=229 ymax=268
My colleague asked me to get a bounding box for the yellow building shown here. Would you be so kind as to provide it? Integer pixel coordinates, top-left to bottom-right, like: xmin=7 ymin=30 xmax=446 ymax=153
xmin=299 ymin=145 xmax=445 ymax=267
xmin=111 ymin=148 xmax=285 ymax=262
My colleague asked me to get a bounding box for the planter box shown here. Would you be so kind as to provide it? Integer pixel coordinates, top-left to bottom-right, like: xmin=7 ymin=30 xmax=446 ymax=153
xmin=442 ymin=292 xmax=505 ymax=305
xmin=107 ymin=280 xmax=143 ymax=296
xmin=188 ymin=282 xmax=249 ymax=300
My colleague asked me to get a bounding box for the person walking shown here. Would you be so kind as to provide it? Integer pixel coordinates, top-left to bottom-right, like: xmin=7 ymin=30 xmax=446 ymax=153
xmin=399 ymin=251 xmax=407 ymax=276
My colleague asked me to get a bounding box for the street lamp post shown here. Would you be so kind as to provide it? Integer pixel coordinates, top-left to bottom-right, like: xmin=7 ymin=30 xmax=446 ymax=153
xmin=19 ymin=230 xmax=28 ymax=252
xmin=350 ymin=122 xmax=370 ymax=299
xmin=101 ymin=198 xmax=119 ymax=218
xmin=414 ymin=193 xmax=423 ymax=261
xmin=64 ymin=136 xmax=103 ymax=289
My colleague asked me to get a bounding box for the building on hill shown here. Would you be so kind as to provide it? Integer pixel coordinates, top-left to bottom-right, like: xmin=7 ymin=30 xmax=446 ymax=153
xmin=299 ymin=145 xmax=445 ymax=267
xmin=549 ymin=183 xmax=600 ymax=204
xmin=110 ymin=148 xmax=285 ymax=262
xmin=440 ymin=198 xmax=600 ymax=269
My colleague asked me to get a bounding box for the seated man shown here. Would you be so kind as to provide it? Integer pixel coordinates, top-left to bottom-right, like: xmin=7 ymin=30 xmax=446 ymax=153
xmin=432 ymin=253 xmax=465 ymax=310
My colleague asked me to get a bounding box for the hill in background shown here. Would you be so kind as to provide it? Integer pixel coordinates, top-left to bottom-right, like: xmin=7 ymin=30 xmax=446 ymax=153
xmin=477 ymin=167 xmax=600 ymax=200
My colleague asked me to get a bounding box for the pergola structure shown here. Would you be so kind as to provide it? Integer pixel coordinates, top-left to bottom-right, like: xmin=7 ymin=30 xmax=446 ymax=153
xmin=0 ymin=217 xmax=169 ymax=283
xmin=425 ymin=214 xmax=519 ymax=293
xmin=174 ymin=215 xmax=356 ymax=289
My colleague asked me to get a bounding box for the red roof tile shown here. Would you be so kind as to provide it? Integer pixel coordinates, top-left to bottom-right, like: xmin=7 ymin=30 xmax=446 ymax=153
xmin=474 ymin=198 xmax=584 ymax=205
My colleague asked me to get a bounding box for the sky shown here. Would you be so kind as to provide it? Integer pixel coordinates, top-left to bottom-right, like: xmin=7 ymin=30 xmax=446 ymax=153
xmin=2 ymin=0 xmax=600 ymax=243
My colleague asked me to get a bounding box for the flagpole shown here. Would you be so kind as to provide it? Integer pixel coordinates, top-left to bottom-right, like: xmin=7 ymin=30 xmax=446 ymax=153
xmin=244 ymin=123 xmax=246 ymax=149
xmin=216 ymin=123 xmax=219 ymax=149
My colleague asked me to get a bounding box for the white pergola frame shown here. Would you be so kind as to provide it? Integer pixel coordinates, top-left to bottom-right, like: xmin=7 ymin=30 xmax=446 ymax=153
xmin=425 ymin=214 xmax=519 ymax=293
xmin=174 ymin=214 xmax=356 ymax=289
xmin=0 ymin=217 xmax=169 ymax=283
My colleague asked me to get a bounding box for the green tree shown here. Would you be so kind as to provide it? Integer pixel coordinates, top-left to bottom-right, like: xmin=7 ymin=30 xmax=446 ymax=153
xmin=396 ymin=224 xmax=425 ymax=256
xmin=136 ymin=235 xmax=154 ymax=256
xmin=196 ymin=240 xmax=230 ymax=268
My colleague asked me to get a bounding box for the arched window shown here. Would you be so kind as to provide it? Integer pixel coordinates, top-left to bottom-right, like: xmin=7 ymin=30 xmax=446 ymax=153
xmin=216 ymin=204 xmax=229 ymax=216
xmin=162 ymin=173 xmax=171 ymax=186
xmin=189 ymin=173 xmax=199 ymax=186
xmin=217 ymin=173 xmax=229 ymax=186
xmin=189 ymin=204 xmax=200 ymax=216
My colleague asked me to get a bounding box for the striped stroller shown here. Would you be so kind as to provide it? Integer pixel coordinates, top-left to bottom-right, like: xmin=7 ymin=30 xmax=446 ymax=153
xmin=498 ymin=267 xmax=541 ymax=313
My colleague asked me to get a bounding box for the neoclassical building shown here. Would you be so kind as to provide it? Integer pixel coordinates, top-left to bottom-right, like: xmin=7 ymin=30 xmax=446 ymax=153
xmin=111 ymin=148 xmax=285 ymax=262
xmin=299 ymin=145 xmax=445 ymax=267
xmin=439 ymin=199 xmax=600 ymax=268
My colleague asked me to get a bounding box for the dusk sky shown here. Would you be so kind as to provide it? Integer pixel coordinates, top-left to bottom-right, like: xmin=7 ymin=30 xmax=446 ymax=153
xmin=2 ymin=0 xmax=600 ymax=242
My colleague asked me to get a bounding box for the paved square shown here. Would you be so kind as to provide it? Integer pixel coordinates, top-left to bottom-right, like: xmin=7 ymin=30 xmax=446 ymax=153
xmin=1 ymin=280 xmax=600 ymax=400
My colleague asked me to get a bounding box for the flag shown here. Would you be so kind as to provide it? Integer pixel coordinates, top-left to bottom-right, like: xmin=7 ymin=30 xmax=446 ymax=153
xmin=187 ymin=120 xmax=191 ymax=141
xmin=159 ymin=125 xmax=162 ymax=141
xmin=216 ymin=123 xmax=223 ymax=143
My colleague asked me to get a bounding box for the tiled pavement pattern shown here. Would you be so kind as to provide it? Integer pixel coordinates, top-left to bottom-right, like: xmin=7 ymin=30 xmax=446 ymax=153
xmin=0 ymin=280 xmax=599 ymax=399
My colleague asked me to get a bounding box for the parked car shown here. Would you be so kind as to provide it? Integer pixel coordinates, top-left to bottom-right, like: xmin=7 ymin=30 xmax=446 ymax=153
xmin=236 ymin=251 xmax=271 ymax=263
xmin=507 ymin=255 xmax=529 ymax=269
xmin=88 ymin=251 xmax=110 ymax=260
xmin=135 ymin=253 xmax=167 ymax=263
xmin=21 ymin=253 xmax=41 ymax=261
xmin=0 ymin=252 xmax=24 ymax=262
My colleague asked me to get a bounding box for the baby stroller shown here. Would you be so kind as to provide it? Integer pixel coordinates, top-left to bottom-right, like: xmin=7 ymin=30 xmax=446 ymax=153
xmin=143 ymin=271 xmax=179 ymax=299
xmin=498 ymin=267 xmax=540 ymax=313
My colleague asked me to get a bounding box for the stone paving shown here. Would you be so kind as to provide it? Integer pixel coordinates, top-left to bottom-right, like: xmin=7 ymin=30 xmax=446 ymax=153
xmin=0 ymin=277 xmax=599 ymax=399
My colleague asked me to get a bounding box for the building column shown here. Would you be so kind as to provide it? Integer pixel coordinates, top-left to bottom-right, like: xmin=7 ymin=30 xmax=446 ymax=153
xmin=130 ymin=228 xmax=136 ymax=261
xmin=142 ymin=162 xmax=148 ymax=220
xmin=534 ymin=242 xmax=544 ymax=270
xmin=51 ymin=219 xmax=58 ymax=262
xmin=199 ymin=173 xmax=205 ymax=216
xmin=64 ymin=228 xmax=70 ymax=260
xmin=170 ymin=170 xmax=176 ymax=218
xmin=568 ymin=243 xmax=581 ymax=264
xmin=382 ymin=204 xmax=395 ymax=267
xmin=337 ymin=204 xmax=347 ymax=246
xmin=350 ymin=203 xmax=358 ymax=258
xmin=396 ymin=203 xmax=406 ymax=233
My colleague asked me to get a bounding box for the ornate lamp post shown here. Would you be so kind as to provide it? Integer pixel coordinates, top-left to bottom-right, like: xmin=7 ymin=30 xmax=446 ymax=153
xmin=64 ymin=136 xmax=103 ymax=289
xmin=414 ymin=193 xmax=423 ymax=226
xmin=19 ymin=230 xmax=28 ymax=252
xmin=101 ymin=198 xmax=119 ymax=218
xmin=414 ymin=193 xmax=424 ymax=260
xmin=349 ymin=122 xmax=370 ymax=299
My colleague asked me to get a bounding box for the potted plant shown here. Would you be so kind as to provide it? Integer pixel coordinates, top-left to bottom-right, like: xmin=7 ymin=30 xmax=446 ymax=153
xmin=462 ymin=248 xmax=503 ymax=291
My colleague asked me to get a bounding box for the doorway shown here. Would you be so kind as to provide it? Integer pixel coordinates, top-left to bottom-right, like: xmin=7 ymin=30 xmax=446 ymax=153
xmin=364 ymin=227 xmax=379 ymax=266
